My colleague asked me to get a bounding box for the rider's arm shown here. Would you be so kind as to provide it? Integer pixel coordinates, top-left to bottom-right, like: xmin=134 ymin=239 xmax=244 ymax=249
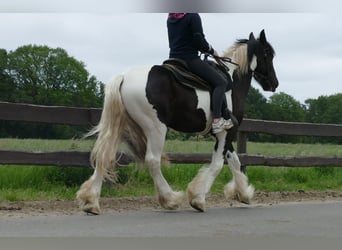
xmin=189 ymin=13 xmax=215 ymax=55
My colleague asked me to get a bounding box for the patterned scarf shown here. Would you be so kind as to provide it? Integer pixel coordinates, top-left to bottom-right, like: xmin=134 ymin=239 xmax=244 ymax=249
xmin=168 ymin=13 xmax=186 ymax=19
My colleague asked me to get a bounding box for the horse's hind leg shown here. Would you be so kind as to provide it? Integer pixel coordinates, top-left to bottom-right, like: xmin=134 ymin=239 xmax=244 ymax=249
xmin=224 ymin=150 xmax=254 ymax=204
xmin=76 ymin=168 xmax=103 ymax=215
xmin=144 ymin=126 xmax=185 ymax=210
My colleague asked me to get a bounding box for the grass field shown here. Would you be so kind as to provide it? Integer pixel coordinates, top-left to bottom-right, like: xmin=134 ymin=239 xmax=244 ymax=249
xmin=0 ymin=138 xmax=341 ymax=201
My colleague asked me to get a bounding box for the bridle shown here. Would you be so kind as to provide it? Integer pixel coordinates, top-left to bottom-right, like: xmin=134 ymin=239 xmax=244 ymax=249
xmin=203 ymin=53 xmax=274 ymax=91
xmin=252 ymin=47 xmax=274 ymax=85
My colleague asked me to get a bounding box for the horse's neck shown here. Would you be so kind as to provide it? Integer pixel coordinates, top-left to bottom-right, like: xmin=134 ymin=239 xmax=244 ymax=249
xmin=231 ymin=72 xmax=253 ymax=121
xmin=228 ymin=61 xmax=252 ymax=101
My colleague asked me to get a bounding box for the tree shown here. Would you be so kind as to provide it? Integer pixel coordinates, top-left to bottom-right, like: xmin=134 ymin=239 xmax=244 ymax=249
xmin=244 ymin=86 xmax=268 ymax=119
xmin=267 ymin=92 xmax=306 ymax=122
xmin=0 ymin=45 xmax=104 ymax=138
xmin=262 ymin=92 xmax=306 ymax=143
xmin=5 ymin=45 xmax=103 ymax=107
xmin=0 ymin=49 xmax=16 ymax=102
xmin=305 ymin=94 xmax=342 ymax=124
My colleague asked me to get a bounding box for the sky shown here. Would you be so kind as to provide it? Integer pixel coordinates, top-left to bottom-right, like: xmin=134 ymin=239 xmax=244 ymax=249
xmin=0 ymin=1 xmax=341 ymax=104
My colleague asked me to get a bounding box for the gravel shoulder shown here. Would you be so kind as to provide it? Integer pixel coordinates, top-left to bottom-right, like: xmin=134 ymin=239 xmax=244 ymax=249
xmin=1 ymin=191 xmax=342 ymax=217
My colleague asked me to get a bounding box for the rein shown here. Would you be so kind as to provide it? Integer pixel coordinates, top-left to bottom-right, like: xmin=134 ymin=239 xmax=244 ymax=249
xmin=202 ymin=53 xmax=240 ymax=73
xmin=213 ymin=55 xmax=240 ymax=67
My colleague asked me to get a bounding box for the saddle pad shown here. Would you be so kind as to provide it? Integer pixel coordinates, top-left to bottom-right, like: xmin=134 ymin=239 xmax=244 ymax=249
xmin=162 ymin=59 xmax=212 ymax=91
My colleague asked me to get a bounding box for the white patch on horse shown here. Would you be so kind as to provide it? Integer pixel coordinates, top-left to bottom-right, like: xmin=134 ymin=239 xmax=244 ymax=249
xmin=225 ymin=90 xmax=233 ymax=111
xmin=121 ymin=66 xmax=157 ymax=126
xmin=250 ymin=55 xmax=257 ymax=71
xmin=194 ymin=89 xmax=211 ymax=132
xmin=195 ymin=89 xmax=233 ymax=134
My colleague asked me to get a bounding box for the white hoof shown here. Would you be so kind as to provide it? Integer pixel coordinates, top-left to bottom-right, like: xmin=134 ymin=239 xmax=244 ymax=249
xmin=158 ymin=191 xmax=185 ymax=210
xmin=187 ymin=186 xmax=206 ymax=212
xmin=76 ymin=180 xmax=101 ymax=215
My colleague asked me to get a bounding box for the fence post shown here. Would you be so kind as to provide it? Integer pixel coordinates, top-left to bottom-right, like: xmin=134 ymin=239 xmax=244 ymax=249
xmin=237 ymin=131 xmax=247 ymax=173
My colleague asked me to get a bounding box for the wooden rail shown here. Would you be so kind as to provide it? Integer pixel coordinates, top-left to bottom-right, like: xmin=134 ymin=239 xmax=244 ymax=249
xmin=0 ymin=101 xmax=101 ymax=126
xmin=0 ymin=101 xmax=341 ymax=168
xmin=238 ymin=119 xmax=342 ymax=137
xmin=236 ymin=119 xmax=342 ymax=171
xmin=0 ymin=150 xmax=341 ymax=168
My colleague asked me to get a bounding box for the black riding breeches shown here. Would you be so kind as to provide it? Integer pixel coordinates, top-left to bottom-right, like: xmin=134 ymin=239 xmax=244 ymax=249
xmin=185 ymin=57 xmax=228 ymax=119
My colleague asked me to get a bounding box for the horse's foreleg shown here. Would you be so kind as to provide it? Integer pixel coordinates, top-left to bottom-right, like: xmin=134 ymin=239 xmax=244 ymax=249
xmin=145 ymin=128 xmax=185 ymax=210
xmin=187 ymin=133 xmax=226 ymax=212
xmin=187 ymin=159 xmax=224 ymax=212
xmin=76 ymin=168 xmax=103 ymax=215
xmin=224 ymin=151 xmax=254 ymax=204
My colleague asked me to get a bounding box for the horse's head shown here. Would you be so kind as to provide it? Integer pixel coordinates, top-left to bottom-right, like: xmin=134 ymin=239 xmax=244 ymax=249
xmin=248 ymin=30 xmax=279 ymax=92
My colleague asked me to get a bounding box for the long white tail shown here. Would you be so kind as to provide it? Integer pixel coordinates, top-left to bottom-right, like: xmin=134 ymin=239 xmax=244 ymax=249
xmin=87 ymin=74 xmax=149 ymax=181
xmin=87 ymin=75 xmax=127 ymax=181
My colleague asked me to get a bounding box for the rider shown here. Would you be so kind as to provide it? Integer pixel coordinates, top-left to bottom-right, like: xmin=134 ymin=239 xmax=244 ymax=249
xmin=167 ymin=13 xmax=235 ymax=134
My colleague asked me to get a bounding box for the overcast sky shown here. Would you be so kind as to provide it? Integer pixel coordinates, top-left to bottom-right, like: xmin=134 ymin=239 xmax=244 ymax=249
xmin=0 ymin=1 xmax=341 ymax=103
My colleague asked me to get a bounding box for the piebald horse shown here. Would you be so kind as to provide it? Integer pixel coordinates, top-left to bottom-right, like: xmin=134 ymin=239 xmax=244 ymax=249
xmin=77 ymin=30 xmax=279 ymax=214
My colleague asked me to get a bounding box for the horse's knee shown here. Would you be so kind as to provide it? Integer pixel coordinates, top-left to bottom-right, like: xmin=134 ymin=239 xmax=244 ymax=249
xmin=145 ymin=153 xmax=160 ymax=168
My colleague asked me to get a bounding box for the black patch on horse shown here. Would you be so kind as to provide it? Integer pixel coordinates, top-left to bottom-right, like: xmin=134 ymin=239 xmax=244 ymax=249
xmin=146 ymin=66 xmax=207 ymax=133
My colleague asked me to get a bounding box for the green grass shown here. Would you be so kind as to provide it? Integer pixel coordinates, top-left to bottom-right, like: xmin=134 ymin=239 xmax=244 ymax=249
xmin=0 ymin=138 xmax=94 ymax=151
xmin=0 ymin=139 xmax=341 ymax=201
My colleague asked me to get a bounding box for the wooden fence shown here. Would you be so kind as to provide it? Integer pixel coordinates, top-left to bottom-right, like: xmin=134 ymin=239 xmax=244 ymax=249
xmin=0 ymin=101 xmax=341 ymax=168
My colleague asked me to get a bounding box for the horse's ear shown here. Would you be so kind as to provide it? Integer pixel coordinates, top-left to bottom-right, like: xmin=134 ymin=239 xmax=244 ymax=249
xmin=259 ymin=29 xmax=267 ymax=43
xmin=249 ymin=32 xmax=255 ymax=41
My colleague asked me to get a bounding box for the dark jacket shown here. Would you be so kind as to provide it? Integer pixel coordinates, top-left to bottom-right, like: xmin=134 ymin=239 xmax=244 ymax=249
xmin=167 ymin=13 xmax=214 ymax=59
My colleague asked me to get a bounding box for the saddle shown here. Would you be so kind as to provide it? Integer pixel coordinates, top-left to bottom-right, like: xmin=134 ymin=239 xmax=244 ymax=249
xmin=161 ymin=58 xmax=232 ymax=92
xmin=162 ymin=58 xmax=210 ymax=91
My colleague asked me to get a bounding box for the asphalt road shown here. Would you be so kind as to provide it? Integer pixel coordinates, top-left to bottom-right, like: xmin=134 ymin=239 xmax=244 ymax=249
xmin=1 ymin=201 xmax=342 ymax=239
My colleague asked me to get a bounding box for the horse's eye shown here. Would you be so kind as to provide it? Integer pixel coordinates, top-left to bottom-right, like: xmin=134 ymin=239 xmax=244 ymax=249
xmin=264 ymin=48 xmax=270 ymax=58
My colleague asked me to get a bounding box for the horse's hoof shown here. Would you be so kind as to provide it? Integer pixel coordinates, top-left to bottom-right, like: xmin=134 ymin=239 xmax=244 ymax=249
xmin=189 ymin=201 xmax=205 ymax=212
xmin=83 ymin=206 xmax=101 ymax=215
xmin=238 ymin=198 xmax=251 ymax=205
xmin=158 ymin=191 xmax=185 ymax=210
xmin=160 ymin=202 xmax=179 ymax=210
xmin=236 ymin=193 xmax=251 ymax=205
